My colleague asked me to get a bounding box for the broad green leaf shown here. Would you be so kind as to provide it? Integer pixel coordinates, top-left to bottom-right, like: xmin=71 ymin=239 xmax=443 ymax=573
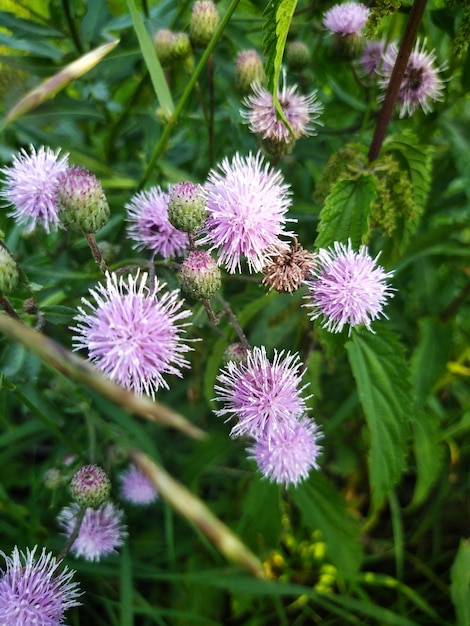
xmin=347 ymin=327 xmax=412 ymax=509
xmin=126 ymin=0 xmax=174 ymax=118
xmin=450 ymin=540 xmax=470 ymax=626
xmin=291 ymin=472 xmax=363 ymax=578
xmin=315 ymin=175 xmax=376 ymax=251
xmin=410 ymin=410 xmax=444 ymax=507
xmin=238 ymin=476 xmax=283 ymax=548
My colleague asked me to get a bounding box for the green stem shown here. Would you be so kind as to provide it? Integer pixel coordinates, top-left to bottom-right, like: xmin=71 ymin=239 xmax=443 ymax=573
xmin=57 ymin=506 xmax=86 ymax=562
xmin=61 ymin=0 xmax=84 ymax=55
xmin=139 ymin=0 xmax=241 ymax=188
xmin=367 ymin=0 xmax=428 ymax=162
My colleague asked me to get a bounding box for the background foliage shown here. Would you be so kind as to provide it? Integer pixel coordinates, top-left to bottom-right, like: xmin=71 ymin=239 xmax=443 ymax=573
xmin=0 ymin=0 xmax=469 ymax=624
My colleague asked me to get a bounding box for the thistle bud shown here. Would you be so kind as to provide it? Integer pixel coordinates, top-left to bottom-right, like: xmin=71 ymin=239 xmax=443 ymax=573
xmin=169 ymin=32 xmax=192 ymax=62
xmin=70 ymin=464 xmax=111 ymax=509
xmin=0 ymin=247 xmax=18 ymax=294
xmin=179 ymin=250 xmax=221 ymax=300
xmin=43 ymin=468 xmax=64 ymax=489
xmin=286 ymin=41 xmax=312 ymax=71
xmin=222 ymin=342 xmax=247 ymax=365
xmin=168 ymin=181 xmax=207 ymax=233
xmin=57 ymin=167 xmax=110 ymax=233
xmin=190 ymin=1 xmax=220 ymax=47
xmin=235 ymin=49 xmax=266 ymax=95
xmin=154 ymin=28 xmax=174 ymax=66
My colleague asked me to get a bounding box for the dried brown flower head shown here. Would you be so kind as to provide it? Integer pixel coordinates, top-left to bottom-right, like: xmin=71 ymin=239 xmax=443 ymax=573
xmin=262 ymin=240 xmax=316 ymax=294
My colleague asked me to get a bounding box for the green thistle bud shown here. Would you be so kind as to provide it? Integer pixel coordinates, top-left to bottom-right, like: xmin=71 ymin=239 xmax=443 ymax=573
xmin=43 ymin=468 xmax=64 ymax=489
xmin=179 ymin=250 xmax=221 ymax=300
xmin=330 ymin=33 xmax=365 ymax=62
xmin=235 ymin=49 xmax=266 ymax=95
xmin=154 ymin=28 xmax=174 ymax=66
xmin=190 ymin=1 xmax=220 ymax=47
xmin=57 ymin=167 xmax=110 ymax=233
xmin=168 ymin=181 xmax=207 ymax=233
xmin=222 ymin=342 xmax=247 ymax=365
xmin=0 ymin=247 xmax=19 ymax=294
xmin=286 ymin=41 xmax=312 ymax=71
xmin=70 ymin=464 xmax=111 ymax=509
xmin=169 ymin=32 xmax=192 ymax=62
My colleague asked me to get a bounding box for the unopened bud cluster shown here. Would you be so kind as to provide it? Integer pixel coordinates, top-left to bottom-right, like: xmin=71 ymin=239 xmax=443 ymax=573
xmin=70 ymin=464 xmax=111 ymax=508
xmin=57 ymin=167 xmax=110 ymax=233
xmin=180 ymin=250 xmax=221 ymax=300
xmin=168 ymin=181 xmax=207 ymax=233
xmin=190 ymin=1 xmax=220 ymax=47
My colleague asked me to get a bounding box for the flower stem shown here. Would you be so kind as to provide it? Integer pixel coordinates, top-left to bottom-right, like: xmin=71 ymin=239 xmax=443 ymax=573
xmin=367 ymin=0 xmax=428 ymax=162
xmin=86 ymin=233 xmax=108 ymax=273
xmin=57 ymin=506 xmax=86 ymax=562
xmin=215 ymin=295 xmax=251 ymax=351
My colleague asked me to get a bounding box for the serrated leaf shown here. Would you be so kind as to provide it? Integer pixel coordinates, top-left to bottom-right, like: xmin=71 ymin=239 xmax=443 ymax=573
xmin=315 ymin=175 xmax=376 ymax=250
xmin=384 ymin=136 xmax=433 ymax=213
xmin=126 ymin=0 xmax=174 ymax=118
xmin=450 ymin=540 xmax=470 ymax=626
xmin=291 ymin=472 xmax=363 ymax=578
xmin=263 ymin=0 xmax=297 ymax=129
xmin=346 ymin=326 xmax=412 ymax=509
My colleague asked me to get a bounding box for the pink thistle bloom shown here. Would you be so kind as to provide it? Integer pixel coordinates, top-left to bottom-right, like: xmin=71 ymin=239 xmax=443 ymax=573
xmin=323 ymin=2 xmax=370 ymax=36
xmin=305 ymin=240 xmax=394 ymax=335
xmin=241 ymin=79 xmax=322 ymax=144
xmin=200 ymin=152 xmax=294 ymax=273
xmin=126 ymin=187 xmax=189 ymax=258
xmin=247 ymin=416 xmax=322 ymax=486
xmin=378 ymin=39 xmax=445 ymax=117
xmin=0 ymin=545 xmax=81 ymax=625
xmin=58 ymin=502 xmax=127 ymax=562
xmin=119 ymin=465 xmax=159 ymax=505
xmin=214 ymin=346 xmax=311 ymax=441
xmin=360 ymin=40 xmax=387 ymax=76
xmin=0 ymin=145 xmax=69 ymax=233
xmin=71 ymin=271 xmax=192 ymax=398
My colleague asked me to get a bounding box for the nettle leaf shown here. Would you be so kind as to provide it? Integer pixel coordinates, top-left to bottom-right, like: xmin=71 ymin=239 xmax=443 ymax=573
xmin=450 ymin=540 xmax=470 ymax=626
xmin=384 ymin=135 xmax=434 ymax=214
xmin=263 ymin=0 xmax=297 ymax=129
xmin=346 ymin=326 xmax=413 ymax=509
xmin=315 ymin=174 xmax=376 ymax=251
xmin=291 ymin=473 xmax=363 ymax=578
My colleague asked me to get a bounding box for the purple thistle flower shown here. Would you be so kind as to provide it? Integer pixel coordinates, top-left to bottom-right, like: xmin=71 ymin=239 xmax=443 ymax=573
xmin=126 ymin=187 xmax=189 ymax=258
xmin=305 ymin=240 xmax=394 ymax=335
xmin=214 ymin=346 xmax=311 ymax=441
xmin=247 ymin=416 xmax=322 ymax=487
xmin=200 ymin=152 xmax=294 ymax=273
xmin=57 ymin=502 xmax=127 ymax=562
xmin=360 ymin=40 xmax=387 ymax=77
xmin=71 ymin=271 xmax=192 ymax=398
xmin=241 ymin=78 xmax=322 ymax=144
xmin=119 ymin=465 xmax=159 ymax=505
xmin=378 ymin=39 xmax=445 ymax=117
xmin=0 ymin=145 xmax=69 ymax=233
xmin=0 ymin=545 xmax=81 ymax=625
xmin=323 ymin=1 xmax=370 ymax=36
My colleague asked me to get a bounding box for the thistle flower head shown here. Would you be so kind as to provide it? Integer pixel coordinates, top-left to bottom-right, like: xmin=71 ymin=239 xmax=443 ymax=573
xmin=323 ymin=2 xmax=370 ymax=36
xmin=235 ymin=49 xmax=266 ymax=94
xmin=247 ymin=416 xmax=322 ymax=486
xmin=379 ymin=39 xmax=445 ymax=117
xmin=70 ymin=464 xmax=111 ymax=508
xmin=0 ymin=145 xmax=69 ymax=233
xmin=0 ymin=545 xmax=81 ymax=625
xmin=305 ymin=240 xmax=394 ymax=335
xmin=126 ymin=187 xmax=189 ymax=258
xmin=241 ymin=78 xmax=322 ymax=153
xmin=58 ymin=502 xmax=127 ymax=562
xmin=119 ymin=465 xmax=159 ymax=505
xmin=262 ymin=240 xmax=316 ymax=294
xmin=214 ymin=346 xmax=311 ymax=441
xmin=200 ymin=152 xmax=293 ymax=274
xmin=71 ymin=271 xmax=193 ymax=398
xmin=360 ymin=40 xmax=387 ymax=76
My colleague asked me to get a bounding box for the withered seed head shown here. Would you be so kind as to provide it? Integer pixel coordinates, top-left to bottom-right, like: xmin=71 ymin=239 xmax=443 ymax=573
xmin=262 ymin=240 xmax=316 ymax=294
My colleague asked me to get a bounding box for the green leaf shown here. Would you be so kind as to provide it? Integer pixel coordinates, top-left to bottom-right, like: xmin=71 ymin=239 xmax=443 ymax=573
xmin=291 ymin=472 xmax=363 ymax=578
xmin=238 ymin=476 xmax=282 ymax=548
xmin=346 ymin=327 xmax=412 ymax=509
xmin=126 ymin=0 xmax=174 ymax=118
xmin=410 ymin=409 xmax=444 ymax=507
xmin=263 ymin=0 xmax=297 ymax=129
xmin=450 ymin=540 xmax=470 ymax=626
xmin=315 ymin=175 xmax=376 ymax=250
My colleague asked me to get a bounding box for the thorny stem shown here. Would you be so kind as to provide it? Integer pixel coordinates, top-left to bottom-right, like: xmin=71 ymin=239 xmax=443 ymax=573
xmin=86 ymin=233 xmax=108 ymax=273
xmin=56 ymin=506 xmax=86 ymax=562
xmin=215 ymin=294 xmax=250 ymax=351
xmin=367 ymin=0 xmax=428 ymax=163
xmin=202 ymin=298 xmax=219 ymax=325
